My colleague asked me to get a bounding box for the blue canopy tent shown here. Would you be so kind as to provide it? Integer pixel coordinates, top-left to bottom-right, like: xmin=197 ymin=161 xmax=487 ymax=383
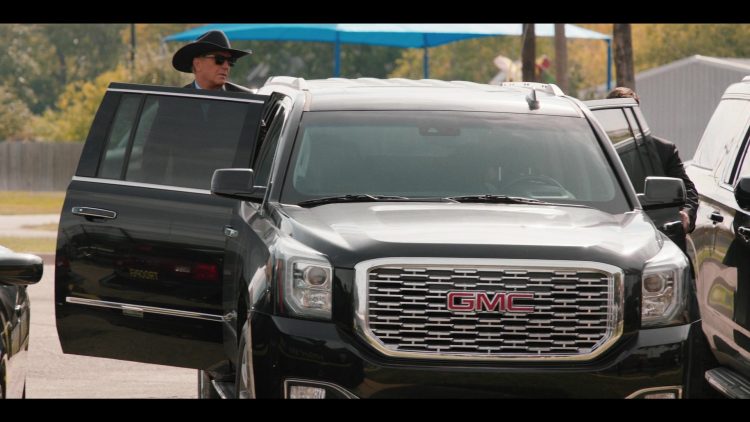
xmin=166 ymin=24 xmax=613 ymax=90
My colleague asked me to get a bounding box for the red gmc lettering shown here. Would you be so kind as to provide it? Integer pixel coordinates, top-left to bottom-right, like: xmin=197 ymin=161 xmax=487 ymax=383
xmin=447 ymin=291 xmax=534 ymax=313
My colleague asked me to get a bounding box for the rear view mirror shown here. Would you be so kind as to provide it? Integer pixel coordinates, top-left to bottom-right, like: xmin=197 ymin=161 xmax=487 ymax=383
xmin=735 ymin=176 xmax=750 ymax=211
xmin=639 ymin=176 xmax=686 ymax=210
xmin=211 ymin=168 xmax=266 ymax=202
xmin=0 ymin=252 xmax=43 ymax=286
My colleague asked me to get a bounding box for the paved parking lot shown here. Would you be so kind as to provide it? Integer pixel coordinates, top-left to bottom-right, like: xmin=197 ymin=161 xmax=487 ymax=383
xmin=25 ymin=264 xmax=197 ymax=398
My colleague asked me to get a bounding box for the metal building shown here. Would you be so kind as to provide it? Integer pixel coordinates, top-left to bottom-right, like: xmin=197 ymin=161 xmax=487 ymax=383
xmin=634 ymin=55 xmax=750 ymax=160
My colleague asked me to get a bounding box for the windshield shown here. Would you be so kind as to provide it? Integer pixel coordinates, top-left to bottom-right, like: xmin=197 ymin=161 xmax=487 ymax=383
xmin=280 ymin=111 xmax=630 ymax=214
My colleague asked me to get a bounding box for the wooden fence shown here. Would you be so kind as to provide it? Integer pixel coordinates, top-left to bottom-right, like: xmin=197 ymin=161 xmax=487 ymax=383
xmin=0 ymin=141 xmax=83 ymax=191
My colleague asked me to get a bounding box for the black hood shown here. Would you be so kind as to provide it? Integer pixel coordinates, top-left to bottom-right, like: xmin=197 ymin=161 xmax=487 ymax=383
xmin=276 ymin=202 xmax=661 ymax=270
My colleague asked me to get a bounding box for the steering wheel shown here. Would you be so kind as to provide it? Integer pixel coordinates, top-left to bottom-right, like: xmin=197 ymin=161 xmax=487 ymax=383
xmin=501 ymin=174 xmax=570 ymax=198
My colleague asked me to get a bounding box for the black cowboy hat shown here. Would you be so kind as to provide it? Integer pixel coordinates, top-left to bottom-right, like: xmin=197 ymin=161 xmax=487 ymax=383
xmin=172 ymin=30 xmax=251 ymax=73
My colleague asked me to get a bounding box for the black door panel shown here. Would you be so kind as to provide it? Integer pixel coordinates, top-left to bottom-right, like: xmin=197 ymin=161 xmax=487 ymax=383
xmin=56 ymin=85 xmax=269 ymax=369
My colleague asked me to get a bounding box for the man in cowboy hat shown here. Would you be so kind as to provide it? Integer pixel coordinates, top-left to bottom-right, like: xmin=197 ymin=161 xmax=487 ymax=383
xmin=172 ymin=29 xmax=251 ymax=91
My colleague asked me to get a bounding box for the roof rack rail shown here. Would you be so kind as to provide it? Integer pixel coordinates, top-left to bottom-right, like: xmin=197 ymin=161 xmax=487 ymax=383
xmin=500 ymin=82 xmax=565 ymax=97
xmin=264 ymin=76 xmax=309 ymax=90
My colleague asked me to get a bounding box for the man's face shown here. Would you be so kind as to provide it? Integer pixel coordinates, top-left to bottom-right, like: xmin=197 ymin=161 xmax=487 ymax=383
xmin=193 ymin=51 xmax=233 ymax=90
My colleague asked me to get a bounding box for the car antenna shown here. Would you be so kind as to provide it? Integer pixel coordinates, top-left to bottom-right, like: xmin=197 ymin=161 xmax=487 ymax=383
xmin=526 ymin=89 xmax=540 ymax=110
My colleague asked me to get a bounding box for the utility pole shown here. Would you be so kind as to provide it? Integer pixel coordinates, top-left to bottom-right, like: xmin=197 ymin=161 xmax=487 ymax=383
xmin=613 ymin=24 xmax=635 ymax=89
xmin=554 ymin=24 xmax=569 ymax=93
xmin=130 ymin=24 xmax=136 ymax=75
xmin=521 ymin=24 xmax=537 ymax=82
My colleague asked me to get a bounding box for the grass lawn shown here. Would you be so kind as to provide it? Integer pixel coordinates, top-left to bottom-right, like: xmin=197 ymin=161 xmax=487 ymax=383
xmin=0 ymin=237 xmax=56 ymax=254
xmin=0 ymin=191 xmax=65 ymax=215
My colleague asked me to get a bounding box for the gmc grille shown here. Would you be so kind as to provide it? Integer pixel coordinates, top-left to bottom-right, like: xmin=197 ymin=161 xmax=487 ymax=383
xmin=354 ymin=259 xmax=624 ymax=361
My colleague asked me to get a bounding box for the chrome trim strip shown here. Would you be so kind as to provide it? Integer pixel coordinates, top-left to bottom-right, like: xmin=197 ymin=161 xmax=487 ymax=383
xmin=65 ymin=297 xmax=226 ymax=322
xmin=353 ymin=258 xmax=625 ymax=362
xmin=108 ymin=88 xmax=265 ymax=104
xmin=72 ymin=176 xmax=211 ymax=195
xmin=283 ymin=378 xmax=358 ymax=399
xmin=625 ymin=386 xmax=683 ymax=399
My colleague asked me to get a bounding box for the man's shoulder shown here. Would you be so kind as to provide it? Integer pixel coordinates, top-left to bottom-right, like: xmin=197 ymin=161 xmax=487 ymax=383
xmin=224 ymin=82 xmax=255 ymax=93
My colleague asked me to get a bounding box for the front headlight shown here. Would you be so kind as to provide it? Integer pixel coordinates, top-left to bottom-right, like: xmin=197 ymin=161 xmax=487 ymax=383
xmin=641 ymin=238 xmax=689 ymax=327
xmin=273 ymin=237 xmax=332 ymax=320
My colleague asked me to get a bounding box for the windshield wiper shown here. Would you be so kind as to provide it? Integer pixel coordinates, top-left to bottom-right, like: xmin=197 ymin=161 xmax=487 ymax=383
xmin=445 ymin=194 xmax=549 ymax=205
xmin=297 ymin=194 xmax=412 ymax=207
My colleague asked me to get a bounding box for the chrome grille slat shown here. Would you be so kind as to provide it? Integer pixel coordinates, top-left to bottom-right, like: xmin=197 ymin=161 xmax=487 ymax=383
xmin=355 ymin=258 xmax=624 ymax=361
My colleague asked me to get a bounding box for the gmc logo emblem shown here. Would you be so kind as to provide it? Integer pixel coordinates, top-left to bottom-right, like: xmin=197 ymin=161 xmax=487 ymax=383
xmin=447 ymin=291 xmax=535 ymax=313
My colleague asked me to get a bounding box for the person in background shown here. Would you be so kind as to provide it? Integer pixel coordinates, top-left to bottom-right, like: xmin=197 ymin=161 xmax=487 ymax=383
xmin=607 ymin=86 xmax=699 ymax=235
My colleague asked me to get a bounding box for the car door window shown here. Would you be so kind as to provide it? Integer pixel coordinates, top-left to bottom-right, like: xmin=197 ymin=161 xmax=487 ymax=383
xmin=624 ymin=108 xmax=660 ymax=175
xmin=97 ymin=94 xmax=142 ymax=180
xmin=123 ymin=94 xmax=253 ymax=190
xmin=593 ymin=108 xmax=648 ymax=192
xmin=737 ymin=131 xmax=750 ymax=179
xmin=253 ymin=106 xmax=286 ymax=187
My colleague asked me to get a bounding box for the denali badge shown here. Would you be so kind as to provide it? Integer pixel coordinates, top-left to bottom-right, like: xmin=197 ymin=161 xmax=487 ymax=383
xmin=447 ymin=291 xmax=534 ymax=313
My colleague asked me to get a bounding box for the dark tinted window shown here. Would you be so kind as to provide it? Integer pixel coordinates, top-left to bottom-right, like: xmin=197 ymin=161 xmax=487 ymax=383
xmin=254 ymin=108 xmax=285 ymax=187
xmin=625 ymin=108 xmax=660 ymax=176
xmin=124 ymin=95 xmax=251 ymax=189
xmin=632 ymin=107 xmax=650 ymax=134
xmin=592 ymin=108 xmax=647 ymax=192
xmin=736 ymin=132 xmax=750 ymax=179
xmin=624 ymin=108 xmax=643 ymax=138
xmin=98 ymin=94 xmax=141 ymax=179
xmin=282 ymin=111 xmax=630 ymax=214
xmin=592 ymin=109 xmax=634 ymax=145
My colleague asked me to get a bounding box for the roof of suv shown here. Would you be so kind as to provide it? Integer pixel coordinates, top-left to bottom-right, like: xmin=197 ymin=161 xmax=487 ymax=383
xmin=261 ymin=77 xmax=583 ymax=117
xmin=723 ymin=75 xmax=750 ymax=97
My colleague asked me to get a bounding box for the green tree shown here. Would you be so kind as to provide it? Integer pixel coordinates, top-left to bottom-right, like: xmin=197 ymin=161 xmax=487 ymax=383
xmin=0 ymin=24 xmax=128 ymax=114
xmin=0 ymin=86 xmax=34 ymax=140
xmin=635 ymin=24 xmax=750 ymax=71
xmin=34 ymin=67 xmax=130 ymax=142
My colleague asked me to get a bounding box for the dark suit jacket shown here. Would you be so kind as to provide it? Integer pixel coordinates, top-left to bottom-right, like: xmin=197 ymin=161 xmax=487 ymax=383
xmin=183 ymin=81 xmax=253 ymax=93
xmin=652 ymin=136 xmax=699 ymax=233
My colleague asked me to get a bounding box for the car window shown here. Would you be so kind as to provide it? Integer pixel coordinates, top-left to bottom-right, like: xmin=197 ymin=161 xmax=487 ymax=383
xmin=253 ymin=107 xmax=286 ymax=187
xmin=122 ymin=95 xmax=252 ymax=190
xmin=283 ymin=111 xmax=631 ymax=214
xmin=97 ymin=94 xmax=142 ymax=180
xmin=736 ymin=132 xmax=750 ymax=179
xmin=694 ymin=99 xmax=750 ymax=170
xmin=632 ymin=107 xmax=651 ymax=135
xmin=592 ymin=108 xmax=634 ymax=145
xmin=624 ymin=108 xmax=661 ymax=176
xmin=624 ymin=108 xmax=643 ymax=138
xmin=592 ymin=108 xmax=648 ymax=192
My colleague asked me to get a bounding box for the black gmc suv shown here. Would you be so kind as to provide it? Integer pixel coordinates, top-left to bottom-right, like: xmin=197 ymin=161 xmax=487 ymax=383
xmin=56 ymin=78 xmax=699 ymax=398
xmin=684 ymin=76 xmax=750 ymax=398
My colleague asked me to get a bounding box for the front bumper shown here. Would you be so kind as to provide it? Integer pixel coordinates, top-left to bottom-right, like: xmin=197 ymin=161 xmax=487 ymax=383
xmin=248 ymin=312 xmax=699 ymax=398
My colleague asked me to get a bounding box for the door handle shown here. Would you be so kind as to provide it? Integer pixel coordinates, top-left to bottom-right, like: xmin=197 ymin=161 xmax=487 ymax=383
xmin=224 ymin=226 xmax=239 ymax=238
xmin=72 ymin=207 xmax=117 ymax=220
xmin=739 ymin=226 xmax=750 ymax=242
xmin=709 ymin=211 xmax=724 ymax=224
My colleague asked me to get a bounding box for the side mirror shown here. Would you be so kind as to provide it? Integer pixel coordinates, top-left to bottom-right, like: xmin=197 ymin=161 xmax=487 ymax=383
xmin=211 ymin=168 xmax=266 ymax=202
xmin=639 ymin=176 xmax=686 ymax=210
xmin=0 ymin=252 xmax=43 ymax=286
xmin=735 ymin=176 xmax=750 ymax=211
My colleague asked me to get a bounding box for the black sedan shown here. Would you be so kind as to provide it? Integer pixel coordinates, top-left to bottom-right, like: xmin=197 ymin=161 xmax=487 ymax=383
xmin=0 ymin=246 xmax=42 ymax=398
